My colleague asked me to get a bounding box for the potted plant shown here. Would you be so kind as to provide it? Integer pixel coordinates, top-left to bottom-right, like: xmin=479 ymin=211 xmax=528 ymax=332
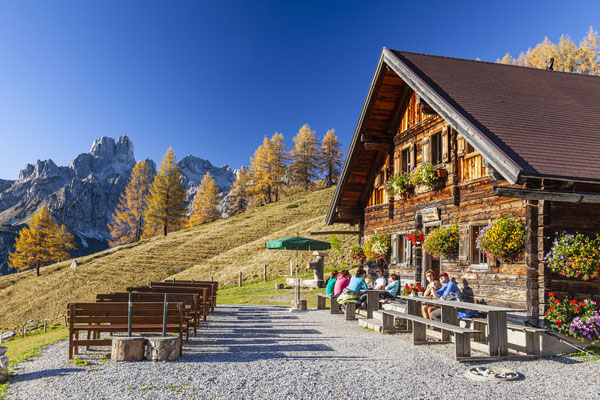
xmin=476 ymin=217 xmax=525 ymax=263
xmin=406 ymin=229 xmax=424 ymax=245
xmin=423 ymin=224 xmax=459 ymax=258
xmin=545 ymin=292 xmax=600 ymax=343
xmin=545 ymin=231 xmax=600 ymax=280
xmin=363 ymin=232 xmax=391 ymax=263
xmin=385 ymin=172 xmax=413 ymax=199
xmin=402 ymin=283 xmax=424 ymax=297
xmin=349 ymin=245 xmax=366 ymax=266
xmin=410 ymin=163 xmax=442 ymax=191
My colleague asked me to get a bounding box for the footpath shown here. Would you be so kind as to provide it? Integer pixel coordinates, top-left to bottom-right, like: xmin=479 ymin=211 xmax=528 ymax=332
xmin=5 ymin=304 xmax=600 ymax=399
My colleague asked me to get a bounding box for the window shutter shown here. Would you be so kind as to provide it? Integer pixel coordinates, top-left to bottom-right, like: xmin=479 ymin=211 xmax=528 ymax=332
xmin=410 ymin=144 xmax=416 ymax=170
xmin=422 ymin=138 xmax=430 ymax=164
xmin=441 ymin=128 xmax=449 ymax=162
xmin=405 ymin=236 xmax=412 ymax=265
xmin=458 ymin=224 xmax=470 ymax=262
xmin=457 ymin=137 xmax=466 ymax=156
xmin=391 ymin=235 xmax=398 ymax=265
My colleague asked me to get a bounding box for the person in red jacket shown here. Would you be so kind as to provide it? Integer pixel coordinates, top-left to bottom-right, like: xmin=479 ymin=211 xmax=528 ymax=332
xmin=332 ymin=270 xmax=350 ymax=298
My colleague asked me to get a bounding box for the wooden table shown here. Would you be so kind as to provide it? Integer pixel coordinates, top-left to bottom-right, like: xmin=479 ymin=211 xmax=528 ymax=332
xmin=398 ymin=295 xmax=525 ymax=357
xmin=359 ymin=289 xmax=387 ymax=318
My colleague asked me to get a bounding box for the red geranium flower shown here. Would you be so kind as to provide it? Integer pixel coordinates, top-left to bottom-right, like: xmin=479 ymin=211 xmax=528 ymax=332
xmin=570 ymin=300 xmax=577 ymax=305
xmin=579 ymin=301 xmax=585 ymax=307
xmin=554 ymin=299 xmax=560 ymax=304
xmin=556 ymin=320 xmax=562 ymax=326
xmin=549 ymin=292 xmax=556 ymax=297
xmin=549 ymin=306 xmax=555 ymax=310
xmin=544 ymin=312 xmax=548 ymax=316
xmin=574 ymin=307 xmax=581 ymax=312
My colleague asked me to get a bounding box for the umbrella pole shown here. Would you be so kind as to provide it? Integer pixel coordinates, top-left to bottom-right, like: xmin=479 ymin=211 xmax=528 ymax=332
xmin=295 ymin=249 xmax=300 ymax=304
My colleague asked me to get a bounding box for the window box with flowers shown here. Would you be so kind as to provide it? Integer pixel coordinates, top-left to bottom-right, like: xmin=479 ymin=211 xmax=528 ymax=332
xmin=410 ymin=162 xmax=443 ymax=191
xmin=385 ymin=172 xmax=413 ymax=199
xmin=402 ymin=283 xmax=424 ymax=297
xmin=545 ymin=232 xmax=600 ymax=281
xmin=423 ymin=223 xmax=459 ymax=259
xmin=545 ymin=292 xmax=600 ymax=343
xmin=406 ymin=229 xmax=424 ymax=246
xmin=475 ymin=217 xmax=525 ymax=263
xmin=363 ymin=232 xmax=391 ymax=264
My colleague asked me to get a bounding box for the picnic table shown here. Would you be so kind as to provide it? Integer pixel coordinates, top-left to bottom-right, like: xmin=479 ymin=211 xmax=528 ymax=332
xmin=359 ymin=289 xmax=387 ymax=319
xmin=397 ymin=295 xmax=526 ymax=357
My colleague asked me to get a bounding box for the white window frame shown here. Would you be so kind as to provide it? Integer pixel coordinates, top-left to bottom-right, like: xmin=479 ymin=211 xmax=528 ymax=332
xmin=470 ymin=222 xmax=490 ymax=270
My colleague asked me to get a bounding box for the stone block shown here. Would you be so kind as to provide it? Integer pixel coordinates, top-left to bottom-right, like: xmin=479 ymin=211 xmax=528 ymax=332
xmin=146 ymin=337 xmax=180 ymax=361
xmin=0 ymin=346 xmax=6 ymax=357
xmin=0 ymin=355 xmax=8 ymax=379
xmin=111 ymin=337 xmax=146 ymax=362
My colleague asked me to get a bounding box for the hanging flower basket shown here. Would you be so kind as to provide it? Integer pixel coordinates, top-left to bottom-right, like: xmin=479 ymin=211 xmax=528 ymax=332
xmin=410 ymin=163 xmax=443 ymax=191
xmin=385 ymin=172 xmax=413 ymax=198
xmin=406 ymin=229 xmax=424 ymax=245
xmin=545 ymin=232 xmax=600 ymax=280
xmin=423 ymin=224 xmax=459 ymax=258
xmin=476 ymin=217 xmax=525 ymax=263
xmin=363 ymin=232 xmax=391 ymax=262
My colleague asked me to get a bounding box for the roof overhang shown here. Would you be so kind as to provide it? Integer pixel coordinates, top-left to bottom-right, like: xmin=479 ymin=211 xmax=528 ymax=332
xmin=326 ymin=48 xmax=524 ymax=226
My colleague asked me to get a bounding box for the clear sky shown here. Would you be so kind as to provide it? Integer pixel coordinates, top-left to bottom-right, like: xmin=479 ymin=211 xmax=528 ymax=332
xmin=0 ymin=0 xmax=598 ymax=179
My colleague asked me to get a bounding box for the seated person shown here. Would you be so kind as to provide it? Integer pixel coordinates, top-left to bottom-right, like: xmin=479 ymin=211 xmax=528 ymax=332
xmin=422 ymin=269 xmax=442 ymax=319
xmin=430 ymin=272 xmax=462 ymax=321
xmin=381 ymin=273 xmax=400 ymax=299
xmin=373 ymin=267 xmax=387 ymax=290
xmin=333 ymin=270 xmax=350 ymax=298
xmin=348 ymin=269 xmax=368 ymax=307
xmin=325 ymin=271 xmax=338 ymax=295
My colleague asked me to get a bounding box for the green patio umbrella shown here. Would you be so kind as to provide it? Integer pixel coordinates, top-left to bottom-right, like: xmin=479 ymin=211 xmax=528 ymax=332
xmin=265 ymin=237 xmax=331 ymax=306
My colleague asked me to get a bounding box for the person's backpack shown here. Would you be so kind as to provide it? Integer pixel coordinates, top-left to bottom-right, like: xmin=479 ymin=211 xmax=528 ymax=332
xmin=441 ymin=290 xmax=466 ymax=302
xmin=336 ymin=288 xmax=359 ymax=305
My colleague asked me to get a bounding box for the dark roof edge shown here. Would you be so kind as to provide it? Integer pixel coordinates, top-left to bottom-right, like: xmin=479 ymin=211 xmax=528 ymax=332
xmin=326 ymin=50 xmax=388 ymax=225
xmin=383 ymin=48 xmax=522 ymax=185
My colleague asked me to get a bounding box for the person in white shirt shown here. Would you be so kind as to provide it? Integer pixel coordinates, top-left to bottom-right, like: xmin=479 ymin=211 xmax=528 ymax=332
xmin=373 ymin=267 xmax=387 ymax=290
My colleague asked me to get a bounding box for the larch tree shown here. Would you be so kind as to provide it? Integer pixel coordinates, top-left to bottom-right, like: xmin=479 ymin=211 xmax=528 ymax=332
xmin=108 ymin=160 xmax=153 ymax=246
xmin=288 ymin=124 xmax=320 ymax=191
xmin=188 ymin=172 xmax=221 ymax=227
xmin=498 ymin=27 xmax=600 ymax=75
xmin=248 ymin=137 xmax=273 ymax=204
xmin=227 ymin=167 xmax=250 ymax=215
xmin=319 ymin=129 xmax=343 ymax=187
xmin=268 ymin=132 xmax=288 ymax=201
xmin=144 ymin=147 xmax=187 ymax=236
xmin=8 ymin=206 xmax=76 ymax=276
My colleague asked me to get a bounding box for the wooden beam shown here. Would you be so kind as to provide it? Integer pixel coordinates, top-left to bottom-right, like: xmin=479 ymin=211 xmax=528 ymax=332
xmin=492 ymin=186 xmax=600 ymax=204
xmin=360 ymin=134 xmax=392 ymax=144
xmin=337 ymin=212 xmax=362 ymax=220
xmin=309 ymin=231 xmax=361 ymax=236
xmin=363 ymin=143 xmax=392 ymax=151
xmin=335 ymin=205 xmax=361 ymax=213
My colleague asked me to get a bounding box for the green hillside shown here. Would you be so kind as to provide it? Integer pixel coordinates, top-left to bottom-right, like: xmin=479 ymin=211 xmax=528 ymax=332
xmin=0 ymin=186 xmax=357 ymax=326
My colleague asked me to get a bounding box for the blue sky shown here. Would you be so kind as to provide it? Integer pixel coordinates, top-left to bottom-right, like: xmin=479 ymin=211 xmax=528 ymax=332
xmin=0 ymin=1 xmax=598 ymax=179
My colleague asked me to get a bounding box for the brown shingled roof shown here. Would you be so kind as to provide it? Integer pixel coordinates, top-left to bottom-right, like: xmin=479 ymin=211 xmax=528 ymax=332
xmin=391 ymin=50 xmax=600 ymax=181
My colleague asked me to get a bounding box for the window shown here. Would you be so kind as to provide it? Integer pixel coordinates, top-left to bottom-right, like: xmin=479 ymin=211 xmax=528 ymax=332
xmin=470 ymin=225 xmax=489 ymax=269
xmin=391 ymin=234 xmax=411 ymax=265
xmin=401 ymin=147 xmax=411 ymax=174
xmin=430 ymin=132 xmax=442 ymax=165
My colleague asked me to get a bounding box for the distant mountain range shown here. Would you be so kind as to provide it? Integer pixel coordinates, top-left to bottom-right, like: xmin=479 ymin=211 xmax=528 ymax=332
xmin=0 ymin=135 xmax=236 ymax=275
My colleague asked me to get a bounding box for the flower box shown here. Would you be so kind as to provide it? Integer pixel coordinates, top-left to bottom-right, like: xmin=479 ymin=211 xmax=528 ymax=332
xmin=435 ymin=168 xmax=448 ymax=178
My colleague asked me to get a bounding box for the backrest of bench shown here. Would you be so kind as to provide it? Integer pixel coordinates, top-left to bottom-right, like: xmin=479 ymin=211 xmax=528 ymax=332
xmin=166 ymin=279 xmax=219 ymax=290
xmin=96 ymin=292 xmax=198 ymax=307
xmin=68 ymin=302 xmax=182 ymax=326
xmin=151 ymin=282 xmax=215 ymax=296
xmin=127 ymin=286 xmax=208 ymax=301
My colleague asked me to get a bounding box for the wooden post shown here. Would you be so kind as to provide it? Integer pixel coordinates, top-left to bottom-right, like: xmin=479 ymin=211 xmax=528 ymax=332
xmin=44 ymin=320 xmax=47 ymax=334
xmin=22 ymin=322 xmax=26 ymax=338
xmin=0 ymin=331 xmax=3 ymax=344
xmin=290 ymin=260 xmax=293 ymax=276
xmin=211 ymin=275 xmax=214 ymax=282
xmin=264 ymin=265 xmax=267 ymax=282
xmin=238 ymin=271 xmax=242 ymax=287
xmin=64 ymin=315 xmax=67 ymax=327
xmin=127 ymin=293 xmax=133 ymax=337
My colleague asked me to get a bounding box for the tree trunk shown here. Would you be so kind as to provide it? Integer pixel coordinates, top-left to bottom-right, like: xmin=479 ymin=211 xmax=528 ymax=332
xmin=163 ymin=223 xmax=168 ymax=237
xmin=36 ymin=264 xmax=40 ymax=277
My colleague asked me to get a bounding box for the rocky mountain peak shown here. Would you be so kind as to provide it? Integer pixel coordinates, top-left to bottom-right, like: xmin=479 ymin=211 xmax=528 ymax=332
xmin=17 ymin=159 xmax=61 ymax=183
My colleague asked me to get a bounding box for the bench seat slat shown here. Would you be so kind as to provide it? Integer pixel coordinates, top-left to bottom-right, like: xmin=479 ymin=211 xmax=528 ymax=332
xmin=381 ymin=310 xmax=481 ymax=334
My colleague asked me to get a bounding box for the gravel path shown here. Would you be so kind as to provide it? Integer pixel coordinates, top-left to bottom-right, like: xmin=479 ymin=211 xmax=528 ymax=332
xmin=6 ymin=304 xmax=600 ymax=399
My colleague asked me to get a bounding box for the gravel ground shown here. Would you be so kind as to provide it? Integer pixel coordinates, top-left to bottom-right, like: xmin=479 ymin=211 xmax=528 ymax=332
xmin=6 ymin=304 xmax=600 ymax=400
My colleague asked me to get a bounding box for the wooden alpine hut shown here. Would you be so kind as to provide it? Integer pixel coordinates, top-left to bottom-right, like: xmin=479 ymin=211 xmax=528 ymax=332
xmin=326 ymin=48 xmax=600 ymax=324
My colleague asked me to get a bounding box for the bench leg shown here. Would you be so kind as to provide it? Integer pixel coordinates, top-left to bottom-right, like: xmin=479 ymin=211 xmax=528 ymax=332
xmin=317 ymin=296 xmax=326 ymax=310
xmin=455 ymin=333 xmax=471 ymax=359
xmin=345 ymin=302 xmax=356 ymax=320
xmin=473 ymin=321 xmax=487 ymax=343
xmin=441 ymin=305 xmax=458 ymax=342
xmin=330 ymin=297 xmax=342 ymax=314
xmin=526 ymin=332 xmax=541 ymax=356
xmin=382 ymin=313 xmax=394 ymax=331
xmin=413 ymin=321 xmax=426 ymax=344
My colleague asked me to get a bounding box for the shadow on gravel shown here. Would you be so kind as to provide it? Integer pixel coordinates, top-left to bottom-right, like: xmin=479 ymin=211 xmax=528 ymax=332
xmin=11 ymin=368 xmax=82 ymax=383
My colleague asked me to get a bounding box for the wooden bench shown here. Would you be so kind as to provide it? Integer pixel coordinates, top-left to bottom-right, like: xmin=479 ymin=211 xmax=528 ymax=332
xmin=315 ymin=293 xmax=343 ymax=314
xmin=462 ymin=317 xmax=545 ymax=356
xmin=150 ymin=282 xmax=216 ymax=313
xmin=67 ymin=302 xmax=184 ymax=359
xmin=158 ymin=280 xmax=218 ymax=311
xmin=381 ymin=310 xmax=481 ymax=360
xmin=127 ymin=286 xmax=210 ymax=322
xmin=96 ymin=292 xmax=199 ymax=337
